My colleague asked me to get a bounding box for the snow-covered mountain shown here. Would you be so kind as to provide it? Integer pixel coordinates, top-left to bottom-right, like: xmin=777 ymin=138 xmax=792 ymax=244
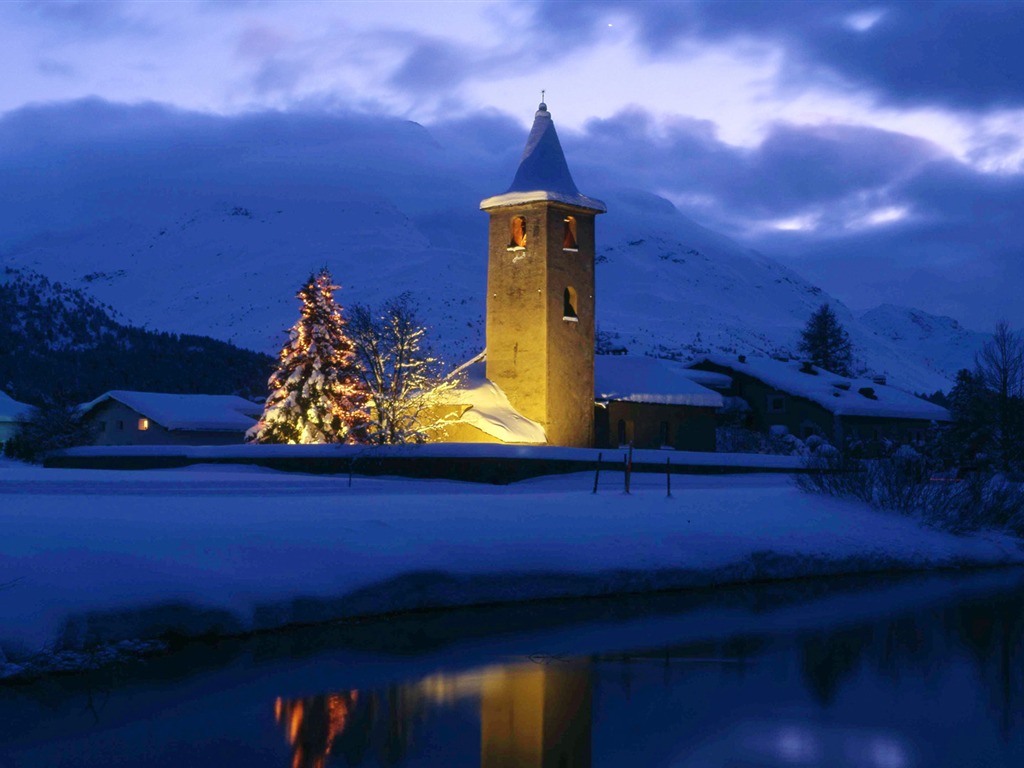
xmin=858 ymin=304 xmax=988 ymax=390
xmin=0 ymin=268 xmax=272 ymax=404
xmin=0 ymin=102 xmax=985 ymax=395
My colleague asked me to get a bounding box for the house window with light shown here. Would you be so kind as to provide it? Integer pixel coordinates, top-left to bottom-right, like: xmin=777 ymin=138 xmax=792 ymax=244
xmin=138 ymin=418 xmax=150 ymax=431
xmin=563 ymin=216 xmax=577 ymax=250
xmin=508 ymin=216 xmax=527 ymax=249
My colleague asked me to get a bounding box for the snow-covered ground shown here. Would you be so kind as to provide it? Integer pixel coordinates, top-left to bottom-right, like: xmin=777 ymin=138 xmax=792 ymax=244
xmin=1 ymin=461 xmax=1021 ymax=678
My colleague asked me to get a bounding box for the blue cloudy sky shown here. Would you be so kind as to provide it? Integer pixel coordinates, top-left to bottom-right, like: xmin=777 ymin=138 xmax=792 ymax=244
xmin=3 ymin=0 xmax=1023 ymax=329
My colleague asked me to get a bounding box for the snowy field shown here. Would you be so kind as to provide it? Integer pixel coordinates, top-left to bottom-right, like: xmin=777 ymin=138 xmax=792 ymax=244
xmin=1 ymin=460 xmax=1022 ymax=677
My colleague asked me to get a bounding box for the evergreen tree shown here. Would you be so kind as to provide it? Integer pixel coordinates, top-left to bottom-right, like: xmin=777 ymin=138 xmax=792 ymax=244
xmin=798 ymin=303 xmax=853 ymax=376
xmin=348 ymin=294 xmax=458 ymax=444
xmin=248 ymin=269 xmax=369 ymax=444
xmin=943 ymin=368 xmax=993 ymax=466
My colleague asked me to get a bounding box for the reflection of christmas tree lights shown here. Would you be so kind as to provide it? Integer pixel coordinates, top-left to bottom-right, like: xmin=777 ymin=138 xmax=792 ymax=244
xmin=274 ymin=691 xmax=359 ymax=768
xmin=273 ymin=664 xmax=592 ymax=767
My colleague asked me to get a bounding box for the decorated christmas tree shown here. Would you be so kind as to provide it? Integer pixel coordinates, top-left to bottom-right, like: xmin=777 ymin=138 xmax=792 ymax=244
xmin=248 ymin=269 xmax=369 ymax=444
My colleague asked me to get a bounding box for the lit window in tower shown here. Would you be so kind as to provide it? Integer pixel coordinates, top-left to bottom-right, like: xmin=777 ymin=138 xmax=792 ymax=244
xmin=563 ymin=216 xmax=578 ymax=250
xmin=508 ymin=216 xmax=527 ymax=249
xmin=563 ymin=286 xmax=579 ymax=321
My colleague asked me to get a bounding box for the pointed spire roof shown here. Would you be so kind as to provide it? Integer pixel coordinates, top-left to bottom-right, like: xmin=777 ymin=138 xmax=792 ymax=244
xmin=481 ymin=102 xmax=606 ymax=212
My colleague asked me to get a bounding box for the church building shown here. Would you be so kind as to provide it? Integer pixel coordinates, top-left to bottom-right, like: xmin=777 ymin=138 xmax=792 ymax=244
xmin=478 ymin=100 xmax=605 ymax=448
xmin=439 ymin=102 xmax=722 ymax=450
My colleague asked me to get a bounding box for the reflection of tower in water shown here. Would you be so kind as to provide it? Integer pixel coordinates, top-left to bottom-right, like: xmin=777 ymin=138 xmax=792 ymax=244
xmin=480 ymin=663 xmax=592 ymax=768
xmin=273 ymin=662 xmax=593 ymax=768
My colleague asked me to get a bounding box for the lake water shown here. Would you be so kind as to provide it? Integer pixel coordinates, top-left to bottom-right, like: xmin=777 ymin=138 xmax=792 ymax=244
xmin=2 ymin=568 xmax=1024 ymax=767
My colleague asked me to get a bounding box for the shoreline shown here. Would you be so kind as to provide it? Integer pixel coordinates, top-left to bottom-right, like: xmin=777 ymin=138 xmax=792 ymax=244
xmin=6 ymin=559 xmax=1024 ymax=685
xmin=2 ymin=462 xmax=1021 ymax=681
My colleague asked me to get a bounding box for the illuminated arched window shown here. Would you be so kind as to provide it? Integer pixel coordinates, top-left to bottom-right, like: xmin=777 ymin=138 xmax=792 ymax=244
xmin=563 ymin=286 xmax=578 ymax=320
xmin=563 ymin=216 xmax=578 ymax=250
xmin=509 ymin=216 xmax=527 ymax=248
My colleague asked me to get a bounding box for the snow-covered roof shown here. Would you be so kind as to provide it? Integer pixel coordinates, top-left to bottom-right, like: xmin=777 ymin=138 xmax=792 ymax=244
xmin=691 ymin=355 xmax=951 ymax=421
xmin=678 ymin=367 xmax=732 ymax=390
xmin=595 ymin=355 xmax=724 ymax=407
xmin=0 ymin=391 xmax=33 ymax=423
xmin=80 ymin=391 xmax=263 ymax=432
xmin=480 ymin=103 xmax=606 ymax=213
xmin=443 ymin=355 xmax=547 ymax=444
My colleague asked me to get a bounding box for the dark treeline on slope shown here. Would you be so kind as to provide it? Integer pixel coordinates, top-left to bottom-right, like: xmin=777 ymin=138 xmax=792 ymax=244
xmin=0 ymin=268 xmax=273 ymax=406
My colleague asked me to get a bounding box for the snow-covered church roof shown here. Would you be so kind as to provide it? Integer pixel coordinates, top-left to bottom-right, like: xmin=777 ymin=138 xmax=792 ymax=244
xmin=444 ymin=353 xmax=725 ymax=444
xmin=691 ymin=355 xmax=952 ymax=421
xmin=80 ymin=391 xmax=263 ymax=432
xmin=480 ymin=102 xmax=606 ymax=213
xmin=0 ymin=391 xmax=33 ymax=423
xmin=442 ymin=354 xmax=547 ymax=443
xmin=595 ymin=355 xmax=724 ymax=407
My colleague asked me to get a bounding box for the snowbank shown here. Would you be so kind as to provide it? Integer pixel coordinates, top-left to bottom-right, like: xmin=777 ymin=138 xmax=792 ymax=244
xmin=442 ymin=356 xmax=547 ymax=444
xmin=0 ymin=463 xmax=1020 ymax=678
xmin=0 ymin=391 xmax=33 ymax=423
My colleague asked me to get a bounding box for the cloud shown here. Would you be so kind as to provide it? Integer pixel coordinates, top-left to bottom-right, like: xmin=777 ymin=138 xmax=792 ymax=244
xmin=36 ymin=58 xmax=76 ymax=78
xmin=388 ymin=37 xmax=477 ymax=92
xmin=557 ymin=104 xmax=1024 ymax=328
xmin=532 ymin=1 xmax=1024 ymax=112
xmin=19 ymin=0 xmax=156 ymax=38
xmin=0 ymin=97 xmax=1021 ymax=331
xmin=570 ymin=108 xmax=941 ymax=229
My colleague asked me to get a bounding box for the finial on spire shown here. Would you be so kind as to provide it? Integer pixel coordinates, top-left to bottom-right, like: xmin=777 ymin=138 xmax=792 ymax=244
xmin=538 ymin=89 xmax=547 ymax=112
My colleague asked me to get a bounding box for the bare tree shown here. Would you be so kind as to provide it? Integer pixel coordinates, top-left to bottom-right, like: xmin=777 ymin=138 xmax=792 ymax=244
xmin=348 ymin=295 xmax=458 ymax=444
xmin=975 ymin=320 xmax=1024 ymax=468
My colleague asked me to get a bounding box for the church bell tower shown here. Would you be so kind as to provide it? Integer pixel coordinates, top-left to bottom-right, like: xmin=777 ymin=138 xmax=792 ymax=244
xmin=480 ymin=102 xmax=606 ymax=447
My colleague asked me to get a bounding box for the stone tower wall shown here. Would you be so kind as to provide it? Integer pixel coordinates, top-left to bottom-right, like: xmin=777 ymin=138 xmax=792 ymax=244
xmin=485 ymin=201 xmax=596 ymax=447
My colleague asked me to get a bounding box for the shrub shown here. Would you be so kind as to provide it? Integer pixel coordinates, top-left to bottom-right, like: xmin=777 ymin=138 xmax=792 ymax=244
xmin=797 ymin=443 xmax=1024 ymax=535
xmin=4 ymin=401 xmax=93 ymax=463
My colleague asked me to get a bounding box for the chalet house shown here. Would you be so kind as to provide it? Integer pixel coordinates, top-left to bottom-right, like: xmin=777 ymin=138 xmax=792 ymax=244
xmin=79 ymin=391 xmax=262 ymax=446
xmin=0 ymin=391 xmax=33 ymax=448
xmin=688 ymin=355 xmax=951 ymax=445
xmin=594 ymin=355 xmax=724 ymax=451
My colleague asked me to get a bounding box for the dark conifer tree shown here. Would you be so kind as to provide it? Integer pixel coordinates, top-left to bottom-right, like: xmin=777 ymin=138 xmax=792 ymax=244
xmin=798 ymin=303 xmax=853 ymax=376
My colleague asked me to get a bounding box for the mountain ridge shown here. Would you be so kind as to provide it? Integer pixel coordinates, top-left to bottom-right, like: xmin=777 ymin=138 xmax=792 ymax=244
xmin=0 ymin=101 xmax=986 ymax=395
